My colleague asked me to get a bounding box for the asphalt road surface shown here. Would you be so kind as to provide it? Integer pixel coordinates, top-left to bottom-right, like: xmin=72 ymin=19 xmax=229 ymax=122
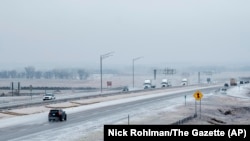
xmin=0 ymin=84 xmax=221 ymax=141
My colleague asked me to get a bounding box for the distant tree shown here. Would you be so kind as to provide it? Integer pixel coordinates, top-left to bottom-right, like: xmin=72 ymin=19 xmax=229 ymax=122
xmin=0 ymin=67 xmax=90 ymax=80
xmin=77 ymin=69 xmax=89 ymax=80
xmin=0 ymin=71 xmax=8 ymax=78
xmin=44 ymin=71 xmax=54 ymax=79
xmin=34 ymin=71 xmax=43 ymax=79
xmin=60 ymin=70 xmax=70 ymax=79
xmin=52 ymin=69 xmax=60 ymax=79
xmin=17 ymin=72 xmax=26 ymax=78
xmin=25 ymin=66 xmax=35 ymax=79
xmin=70 ymin=69 xmax=78 ymax=79
xmin=8 ymin=70 xmax=17 ymax=78
xmin=53 ymin=69 xmax=71 ymax=79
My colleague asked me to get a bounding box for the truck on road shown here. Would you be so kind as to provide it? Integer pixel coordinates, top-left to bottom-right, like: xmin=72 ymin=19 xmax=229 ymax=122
xmin=230 ymin=78 xmax=237 ymax=86
xmin=181 ymin=78 xmax=188 ymax=86
xmin=143 ymin=79 xmax=156 ymax=89
xmin=161 ymin=79 xmax=171 ymax=87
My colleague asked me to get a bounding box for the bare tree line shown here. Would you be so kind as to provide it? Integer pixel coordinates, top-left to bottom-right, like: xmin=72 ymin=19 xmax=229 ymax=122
xmin=0 ymin=66 xmax=89 ymax=80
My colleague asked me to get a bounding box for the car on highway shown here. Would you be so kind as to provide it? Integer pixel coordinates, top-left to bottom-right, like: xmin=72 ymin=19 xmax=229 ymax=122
xmin=48 ymin=108 xmax=67 ymax=122
xmin=43 ymin=93 xmax=56 ymax=101
xmin=224 ymin=83 xmax=229 ymax=87
xmin=122 ymin=86 xmax=129 ymax=92
xmin=220 ymin=87 xmax=227 ymax=94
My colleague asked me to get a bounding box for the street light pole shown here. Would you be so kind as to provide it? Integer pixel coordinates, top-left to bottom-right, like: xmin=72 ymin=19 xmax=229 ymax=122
xmin=100 ymin=52 xmax=114 ymax=94
xmin=133 ymin=57 xmax=143 ymax=88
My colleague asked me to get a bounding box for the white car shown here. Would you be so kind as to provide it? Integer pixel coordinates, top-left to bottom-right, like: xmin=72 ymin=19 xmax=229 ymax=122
xmin=43 ymin=93 xmax=56 ymax=101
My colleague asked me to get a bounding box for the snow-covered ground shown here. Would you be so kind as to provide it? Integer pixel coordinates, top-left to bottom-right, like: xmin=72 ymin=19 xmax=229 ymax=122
xmin=0 ymin=85 xmax=211 ymax=140
xmin=0 ymin=83 xmax=249 ymax=141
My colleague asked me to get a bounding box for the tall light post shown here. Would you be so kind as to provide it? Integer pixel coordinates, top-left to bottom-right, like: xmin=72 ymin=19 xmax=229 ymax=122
xmin=100 ymin=52 xmax=114 ymax=94
xmin=133 ymin=56 xmax=143 ymax=88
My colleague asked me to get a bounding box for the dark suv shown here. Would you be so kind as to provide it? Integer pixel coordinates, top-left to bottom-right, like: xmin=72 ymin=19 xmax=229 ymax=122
xmin=48 ymin=109 xmax=67 ymax=122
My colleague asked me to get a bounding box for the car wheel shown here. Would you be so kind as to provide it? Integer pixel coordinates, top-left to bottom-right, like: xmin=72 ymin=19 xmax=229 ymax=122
xmin=64 ymin=115 xmax=67 ymax=121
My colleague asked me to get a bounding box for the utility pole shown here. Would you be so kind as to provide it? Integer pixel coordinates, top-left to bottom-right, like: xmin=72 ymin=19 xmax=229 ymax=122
xmin=198 ymin=72 xmax=200 ymax=84
xmin=100 ymin=52 xmax=114 ymax=94
xmin=132 ymin=57 xmax=143 ymax=88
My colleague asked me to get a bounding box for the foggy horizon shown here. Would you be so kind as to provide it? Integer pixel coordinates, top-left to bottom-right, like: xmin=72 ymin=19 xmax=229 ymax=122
xmin=1 ymin=0 xmax=249 ymax=72
xmin=0 ymin=61 xmax=249 ymax=74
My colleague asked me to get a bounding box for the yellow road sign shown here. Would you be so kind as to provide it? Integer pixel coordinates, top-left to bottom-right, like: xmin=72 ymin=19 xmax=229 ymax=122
xmin=193 ymin=90 xmax=203 ymax=101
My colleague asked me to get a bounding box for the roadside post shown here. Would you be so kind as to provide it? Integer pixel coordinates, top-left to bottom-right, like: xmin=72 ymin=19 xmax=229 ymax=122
xmin=30 ymin=85 xmax=32 ymax=100
xmin=184 ymin=95 xmax=186 ymax=106
xmin=193 ymin=90 xmax=203 ymax=119
xmin=11 ymin=82 xmax=14 ymax=96
xmin=128 ymin=114 xmax=130 ymax=125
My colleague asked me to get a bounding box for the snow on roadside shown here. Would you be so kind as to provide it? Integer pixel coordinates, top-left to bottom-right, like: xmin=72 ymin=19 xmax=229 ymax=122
xmin=226 ymin=84 xmax=250 ymax=98
xmin=1 ymin=84 xmax=249 ymax=141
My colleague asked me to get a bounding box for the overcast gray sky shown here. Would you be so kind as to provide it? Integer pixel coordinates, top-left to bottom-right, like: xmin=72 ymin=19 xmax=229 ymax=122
xmin=0 ymin=0 xmax=249 ymax=70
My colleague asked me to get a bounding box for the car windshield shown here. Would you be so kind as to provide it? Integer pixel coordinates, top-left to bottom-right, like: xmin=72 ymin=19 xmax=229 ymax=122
xmin=50 ymin=110 xmax=59 ymax=113
xmin=45 ymin=93 xmax=53 ymax=96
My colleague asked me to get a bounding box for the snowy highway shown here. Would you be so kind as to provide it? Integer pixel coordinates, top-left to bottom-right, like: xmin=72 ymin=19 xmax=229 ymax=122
xmin=0 ymin=84 xmax=220 ymax=110
xmin=0 ymin=89 xmax=122 ymax=110
xmin=0 ymin=84 xmax=222 ymax=141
